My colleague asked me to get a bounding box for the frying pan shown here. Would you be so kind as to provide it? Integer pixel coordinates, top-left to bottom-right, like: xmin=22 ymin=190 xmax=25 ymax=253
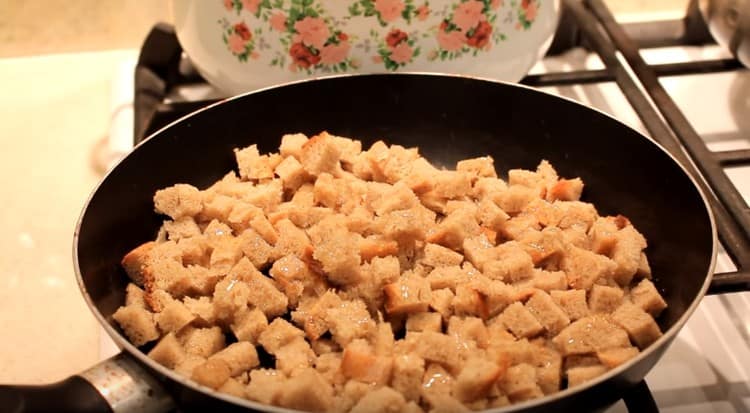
xmin=0 ymin=73 xmax=730 ymax=413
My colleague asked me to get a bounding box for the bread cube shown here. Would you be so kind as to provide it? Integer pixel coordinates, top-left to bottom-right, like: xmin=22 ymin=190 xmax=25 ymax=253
xmin=350 ymin=386 xmax=407 ymax=413
xmin=234 ymin=144 xmax=274 ymax=181
xmin=153 ymin=183 xmax=203 ymax=220
xmin=246 ymin=369 xmax=286 ymax=405
xmin=279 ymin=133 xmax=308 ymax=159
xmin=479 ymin=280 xmax=518 ymax=317
xmin=207 ymin=341 xmax=259 ymax=377
xmin=427 ymin=207 xmax=480 ymax=249
xmin=561 ymin=246 xmax=617 ymax=290
xmin=300 ymin=132 xmax=343 ymax=176
xmin=174 ymin=354 xmax=206 ymax=378
xmin=274 ymin=155 xmax=308 ymax=191
xmin=125 ymin=283 xmax=147 ymax=309
xmin=191 ymin=358 xmax=231 ymax=389
xmin=148 ymin=333 xmax=186 ymax=369
xmin=341 ymin=339 xmax=393 ymax=385
xmin=550 ymin=289 xmax=589 ymax=321
xmin=237 ymin=228 xmax=272 ymax=269
xmin=452 ymin=285 xmax=489 ymax=320
xmin=373 ymin=321 xmax=395 ymax=356
xmin=461 ymin=235 xmax=496 ymax=272
xmin=217 ymin=377 xmax=246 ymax=399
xmin=499 ymin=302 xmax=544 ymax=339
xmin=233 ymin=260 xmax=288 ymax=318
xmin=532 ymin=269 xmax=567 ymax=292
xmin=406 ymin=312 xmax=443 ymax=333
xmin=229 ymin=307 xmax=267 ymax=344
xmin=422 ymin=242 xmax=464 ymax=268
xmin=547 ymin=178 xmax=584 ymax=202
xmin=589 ymin=216 xmax=619 ymax=255
xmin=155 ymin=300 xmax=195 ymax=333
xmin=495 ymin=185 xmax=538 ymax=214
xmin=358 ymin=236 xmax=399 ymax=262
xmin=499 ymin=363 xmax=544 ymax=402
xmin=376 ymin=206 xmax=435 ymax=244
xmin=424 ymin=395 xmax=471 ymax=413
xmin=532 ymin=345 xmax=562 ymax=394
xmin=429 ymin=288 xmax=455 ymax=320
xmin=630 ymin=279 xmax=667 ymax=317
xmin=384 ymin=273 xmax=432 ymax=315
xmin=326 ymin=299 xmax=376 ymax=347
xmin=178 ymin=326 xmax=226 ymax=358
xmin=426 ymin=265 xmax=468 ymax=291
xmin=308 ymin=217 xmax=362 ymax=286
xmin=525 ymin=290 xmax=570 ymax=336
xmin=121 ymin=242 xmax=155 ymax=286
xmin=456 ymin=156 xmax=497 ymax=178
xmin=413 ymin=332 xmax=463 ymax=373
xmin=597 ymin=346 xmax=639 ymax=368
xmin=484 ymin=242 xmax=534 ymax=282
xmin=275 ymin=337 xmax=316 ymax=376
xmin=421 ymin=363 xmax=455 ymax=400
xmin=566 ymin=364 xmax=607 ymax=388
xmin=177 ymin=236 xmax=209 ymax=267
xmin=113 ymin=305 xmax=160 ymax=346
xmin=258 ymin=318 xmax=306 ymax=354
xmin=611 ymin=225 xmax=648 ymax=286
xmin=278 ymin=368 xmax=334 ymax=412
xmin=453 ymin=356 xmax=505 ymax=402
xmin=391 ymin=354 xmax=426 ymax=402
xmin=272 ymin=218 xmax=310 ymax=259
xmin=611 ymin=303 xmax=662 ymax=348
xmin=517 ymin=226 xmax=565 ymax=266
xmin=588 ymin=284 xmax=624 ymax=314
xmin=552 ymin=316 xmax=630 ymax=356
xmin=162 ymin=216 xmax=201 ymax=241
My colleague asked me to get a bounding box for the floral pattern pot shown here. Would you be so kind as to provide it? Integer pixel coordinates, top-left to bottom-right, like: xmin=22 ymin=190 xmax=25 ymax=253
xmin=171 ymin=0 xmax=559 ymax=94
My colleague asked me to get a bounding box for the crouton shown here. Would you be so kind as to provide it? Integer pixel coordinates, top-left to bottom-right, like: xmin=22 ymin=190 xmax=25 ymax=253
xmin=532 ymin=269 xmax=567 ymax=292
xmin=477 ymin=199 xmax=510 ymax=232
xmin=341 ymin=339 xmax=393 ymax=385
xmin=457 ymin=156 xmax=497 ymax=178
xmin=429 ymin=288 xmax=455 ymax=320
xmin=174 ymin=354 xmax=206 ymax=377
xmin=495 ymin=186 xmax=538 ymax=214
xmin=177 ymin=237 xmax=209 ymax=267
xmin=447 ymin=316 xmax=490 ymax=349
xmin=500 ymin=214 xmax=541 ymax=240
xmin=561 ymin=246 xmax=617 ymax=290
xmin=499 ymin=302 xmax=544 ymax=339
xmin=359 ymin=236 xmax=400 ymax=262
xmin=391 ymin=354 xmax=426 ymax=402
xmin=611 ymin=225 xmax=648 ymax=286
xmin=113 ymin=305 xmax=160 ymax=346
xmin=376 ymin=206 xmax=436 ymax=244
xmin=525 ymin=290 xmax=570 ymax=336
xmin=630 ymin=279 xmax=667 ymax=317
xmin=295 ymin=290 xmax=342 ymax=340
xmin=421 ymin=363 xmax=454 ymax=399
xmin=192 ymin=358 xmax=231 ymax=389
xmin=326 ymin=299 xmax=376 ymax=346
xmin=300 ymin=132 xmax=343 ymax=176
xmin=374 ymin=321 xmax=395 ymax=356
xmin=232 ymin=259 xmax=288 ymax=318
xmin=230 ymin=307 xmax=268 ymax=344
xmin=315 ymin=352 xmax=344 ymax=387
xmin=611 ymin=303 xmax=662 ymax=348
xmin=517 ymin=227 xmax=565 ymax=266
xmin=461 ymin=235 xmax=496 ymax=272
xmin=375 ymin=144 xmax=421 ymax=184
xmin=589 ymin=217 xmax=619 ymax=255
xmin=371 ymin=182 xmax=420 ymax=216
xmin=274 ymin=155 xmax=308 ymax=191
xmin=406 ymin=312 xmax=443 ymax=333
xmin=246 ymin=369 xmax=286 ymax=405
xmin=552 ymin=316 xmax=630 ymax=356
xmin=234 ymin=144 xmax=275 ymax=181
xmin=499 ymin=363 xmax=544 ymax=402
xmin=249 ymin=213 xmax=278 ymax=245
xmin=637 ymin=252 xmax=652 ymax=278
xmin=148 ymin=333 xmax=186 ymax=369
xmin=452 ymin=284 xmax=489 ymax=320
xmin=597 ymin=346 xmax=639 ymax=368
xmin=431 ymin=170 xmax=473 ymax=199
xmin=217 ymin=378 xmax=247 ymax=399
xmin=278 ymin=368 xmax=334 ymax=412
xmin=454 ymin=356 xmax=505 ymax=402
xmin=349 ymin=386 xmax=406 ymax=413
xmin=588 ymin=284 xmax=624 ymax=314
xmin=424 ymin=395 xmax=471 ymax=413
xmin=153 ymin=183 xmax=203 ymax=220
xmin=384 ymin=273 xmax=432 ymax=315
xmin=413 ymin=332 xmax=463 ymax=373
xmin=162 ymin=216 xmax=201 ymax=241
xmin=566 ymin=365 xmax=608 ymax=388
xmin=258 ymin=318 xmax=306 ymax=354
xmin=532 ymin=345 xmax=562 ymax=394
xmin=427 ymin=207 xmax=480 ymax=249
xmin=155 ymin=300 xmax=196 ymax=333
xmin=125 ymin=283 xmax=147 ymax=308
xmin=121 ymin=242 xmax=155 ymax=286
xmin=422 ymin=242 xmax=464 ymax=268
xmin=241 ymin=180 xmax=283 ymax=212
xmin=201 ymin=193 xmax=236 ymax=223
xmin=272 ymin=218 xmax=310 ymax=259
xmin=308 ymin=217 xmax=362 ymax=286
xmin=279 ymin=133 xmax=309 ymax=159
xmin=237 ymin=228 xmax=273 ymax=269
xmin=210 ymin=342 xmax=259 ymax=376
xmin=551 ymin=289 xmax=590 ymax=321
xmin=484 ymin=242 xmax=534 ymax=283
xmin=275 ymin=337 xmax=316 ymax=376
xmin=426 ymin=265 xmax=469 ymax=291
xmin=212 ymin=275 xmax=251 ymax=322
xmin=548 ymin=178 xmax=584 ymax=201
xmin=479 ymin=281 xmax=519 ymax=317
xmin=178 ymin=326 xmax=226 ymax=358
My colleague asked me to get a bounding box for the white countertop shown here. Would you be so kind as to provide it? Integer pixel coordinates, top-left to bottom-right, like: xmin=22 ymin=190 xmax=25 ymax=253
xmin=0 ymin=50 xmax=136 ymax=384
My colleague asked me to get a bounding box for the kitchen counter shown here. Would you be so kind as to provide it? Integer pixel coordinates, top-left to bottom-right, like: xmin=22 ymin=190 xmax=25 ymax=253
xmin=0 ymin=50 xmax=134 ymax=384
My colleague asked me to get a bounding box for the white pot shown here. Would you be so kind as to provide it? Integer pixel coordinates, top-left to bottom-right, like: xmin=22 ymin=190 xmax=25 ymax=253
xmin=171 ymin=0 xmax=559 ymax=95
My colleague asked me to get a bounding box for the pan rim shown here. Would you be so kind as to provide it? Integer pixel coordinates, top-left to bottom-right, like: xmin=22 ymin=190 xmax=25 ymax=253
xmin=72 ymin=72 xmax=718 ymax=412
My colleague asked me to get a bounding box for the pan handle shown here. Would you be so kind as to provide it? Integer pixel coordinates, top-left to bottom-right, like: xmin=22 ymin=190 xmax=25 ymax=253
xmin=707 ymin=271 xmax=750 ymax=295
xmin=0 ymin=352 xmax=174 ymax=413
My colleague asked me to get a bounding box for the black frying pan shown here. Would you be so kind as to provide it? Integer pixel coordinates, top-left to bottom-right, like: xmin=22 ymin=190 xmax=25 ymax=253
xmin=0 ymin=74 xmax=731 ymax=413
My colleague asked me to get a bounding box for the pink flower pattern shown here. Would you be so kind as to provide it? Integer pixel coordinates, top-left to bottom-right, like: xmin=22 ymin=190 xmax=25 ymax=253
xmin=452 ymin=0 xmax=484 ymax=32
xmin=416 ymin=4 xmax=430 ymax=21
xmin=228 ymin=33 xmax=247 ymax=54
xmin=389 ymin=42 xmax=414 ymax=64
xmin=293 ymin=16 xmax=330 ymax=49
xmin=320 ymin=42 xmax=352 ymax=64
xmin=437 ymin=28 xmax=465 ymax=51
xmin=223 ymin=0 xmax=233 ymax=11
xmin=525 ymin=1 xmax=538 ymax=21
xmin=241 ymin=0 xmax=260 ymax=14
xmin=374 ymin=0 xmax=406 ymax=23
xmin=269 ymin=12 xmax=287 ymax=32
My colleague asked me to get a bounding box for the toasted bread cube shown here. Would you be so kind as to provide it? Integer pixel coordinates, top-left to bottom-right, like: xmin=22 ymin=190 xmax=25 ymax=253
xmin=272 ymin=218 xmax=310 ymax=259
xmin=525 ymin=290 xmax=570 ymax=336
xmin=330 ymin=134 xmax=362 ymax=164
xmin=424 ymin=395 xmax=471 ymax=413
xmin=499 ymin=302 xmax=544 ymax=339
xmin=630 ymin=279 xmax=667 ymax=317
xmin=242 ymin=180 xmax=282 ymax=213
xmin=315 ymin=352 xmax=344 ymax=387
xmin=153 ymin=184 xmax=203 ymax=220
xmin=162 ymin=216 xmax=201 ymax=241
xmin=452 ymin=285 xmax=489 ymax=320
xmin=208 ymin=237 xmax=243 ymax=274
xmin=551 ymin=289 xmax=590 ymax=321
xmin=500 ymin=363 xmax=543 ymax=402
xmin=561 ymin=246 xmax=617 ymax=290
xmin=421 ymin=363 xmax=454 ymax=399
xmin=155 ymin=300 xmax=196 ymax=333
xmin=566 ymin=365 xmax=608 ymax=388
xmin=300 ymin=132 xmax=342 ymax=176
xmin=237 ymin=228 xmax=273 ymax=269
xmin=548 ymin=178 xmax=584 ymax=202
xmin=230 ymin=307 xmax=267 ymax=344
xmin=564 ymin=354 xmax=601 ymax=369
xmin=234 ymin=259 xmax=288 ymax=318
xmin=517 ymin=226 xmax=565 ymax=266
xmin=427 ymin=207 xmax=480 ymax=249
xmin=391 ymin=354 xmax=426 ymax=402
xmin=448 ymin=316 xmax=489 ymax=349
xmin=331 ymin=380 xmax=370 ymax=412
xmin=500 ymin=214 xmax=540 ymax=240
xmin=597 ymin=346 xmax=639 ymax=368
xmin=376 ymin=206 xmax=435 ymax=244
xmin=377 ymin=144 xmax=422 ymax=183
xmin=201 ymin=194 xmax=236 ymax=222
xmin=480 ymin=281 xmax=518 ymax=318
xmin=212 ymin=275 xmax=251 ymax=321
xmin=276 ymin=337 xmax=316 ymax=376
xmin=611 ymin=226 xmax=648 ymax=286
xmin=495 ymin=186 xmax=538 ymax=214
xmin=454 ymin=356 xmax=504 ymax=402
xmin=144 ymin=289 xmax=177 ymax=313
xmin=473 ymin=177 xmax=508 ymax=201
xmin=178 ymin=326 xmax=226 ymax=358
xmin=611 ymin=303 xmax=662 ymax=348
xmin=552 ymin=316 xmax=630 ymax=356
xmin=279 ymin=133 xmax=309 ymax=159
xmin=588 ymin=284 xmax=624 ymax=314
xmin=384 ymin=273 xmax=432 ymax=315
xmin=413 ymin=332 xmax=462 ymax=373
xmin=422 ymin=242 xmax=464 ymax=268
xmin=429 ymin=170 xmax=471 ymax=199
xmin=532 ymin=269 xmax=567 ymax=292
xmin=235 ymin=144 xmax=275 ymax=181
xmin=246 ymin=369 xmax=286 ymax=404
xmin=148 ymin=333 xmax=186 ymax=368
xmin=589 ymin=217 xmax=619 ymax=255
xmin=457 ymin=156 xmax=497 ymax=178
xmin=426 ymin=265 xmax=468 ymax=291
xmin=490 ymin=337 xmax=534 ymax=366
xmin=258 ymin=318 xmax=306 ymax=354
xmin=373 ymin=322 xmax=396 ymax=356
xmin=121 ymin=242 xmax=155 ymax=286
xmin=341 ymin=339 xmax=393 ymax=385
xmin=484 ymin=242 xmax=534 ymax=282
xmin=532 ymin=345 xmax=562 ymax=394
xmin=278 ymin=368 xmax=334 ymax=412
xmin=461 ymin=235 xmax=496 ymax=272
xmin=358 ymin=236 xmax=399 ymax=262
xmin=125 ymin=283 xmax=147 ymax=308
xmin=313 ymin=172 xmax=344 ymax=209
xmin=298 ymin=290 xmax=343 ymax=340
xmin=477 ymin=198 xmax=510 ymax=231
xmin=309 ymin=217 xmax=362 ymax=286
xmin=429 ymin=288 xmax=455 ymax=320
xmin=249 ymin=213 xmax=278 ymax=245
xmin=113 ymin=305 xmax=160 ymax=346
xmin=326 ymin=299 xmax=376 ymax=347
xmin=192 ymin=358 xmax=231 ymax=389
xmin=217 ymin=377 xmax=246 ymax=398
xmin=371 ymin=182 xmax=420 ymax=216
xmin=177 ymin=237 xmax=209 ymax=267
xmin=350 ymin=386 xmax=407 ymax=413
xmin=210 ymin=342 xmax=259 ymax=376
xmin=174 ymin=354 xmax=206 ymax=377
xmin=406 ymin=312 xmax=443 ymax=333
xmin=274 ymin=155 xmax=308 ymax=191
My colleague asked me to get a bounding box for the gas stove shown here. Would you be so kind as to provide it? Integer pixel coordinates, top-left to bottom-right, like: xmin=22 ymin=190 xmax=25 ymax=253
xmin=100 ymin=0 xmax=750 ymax=411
